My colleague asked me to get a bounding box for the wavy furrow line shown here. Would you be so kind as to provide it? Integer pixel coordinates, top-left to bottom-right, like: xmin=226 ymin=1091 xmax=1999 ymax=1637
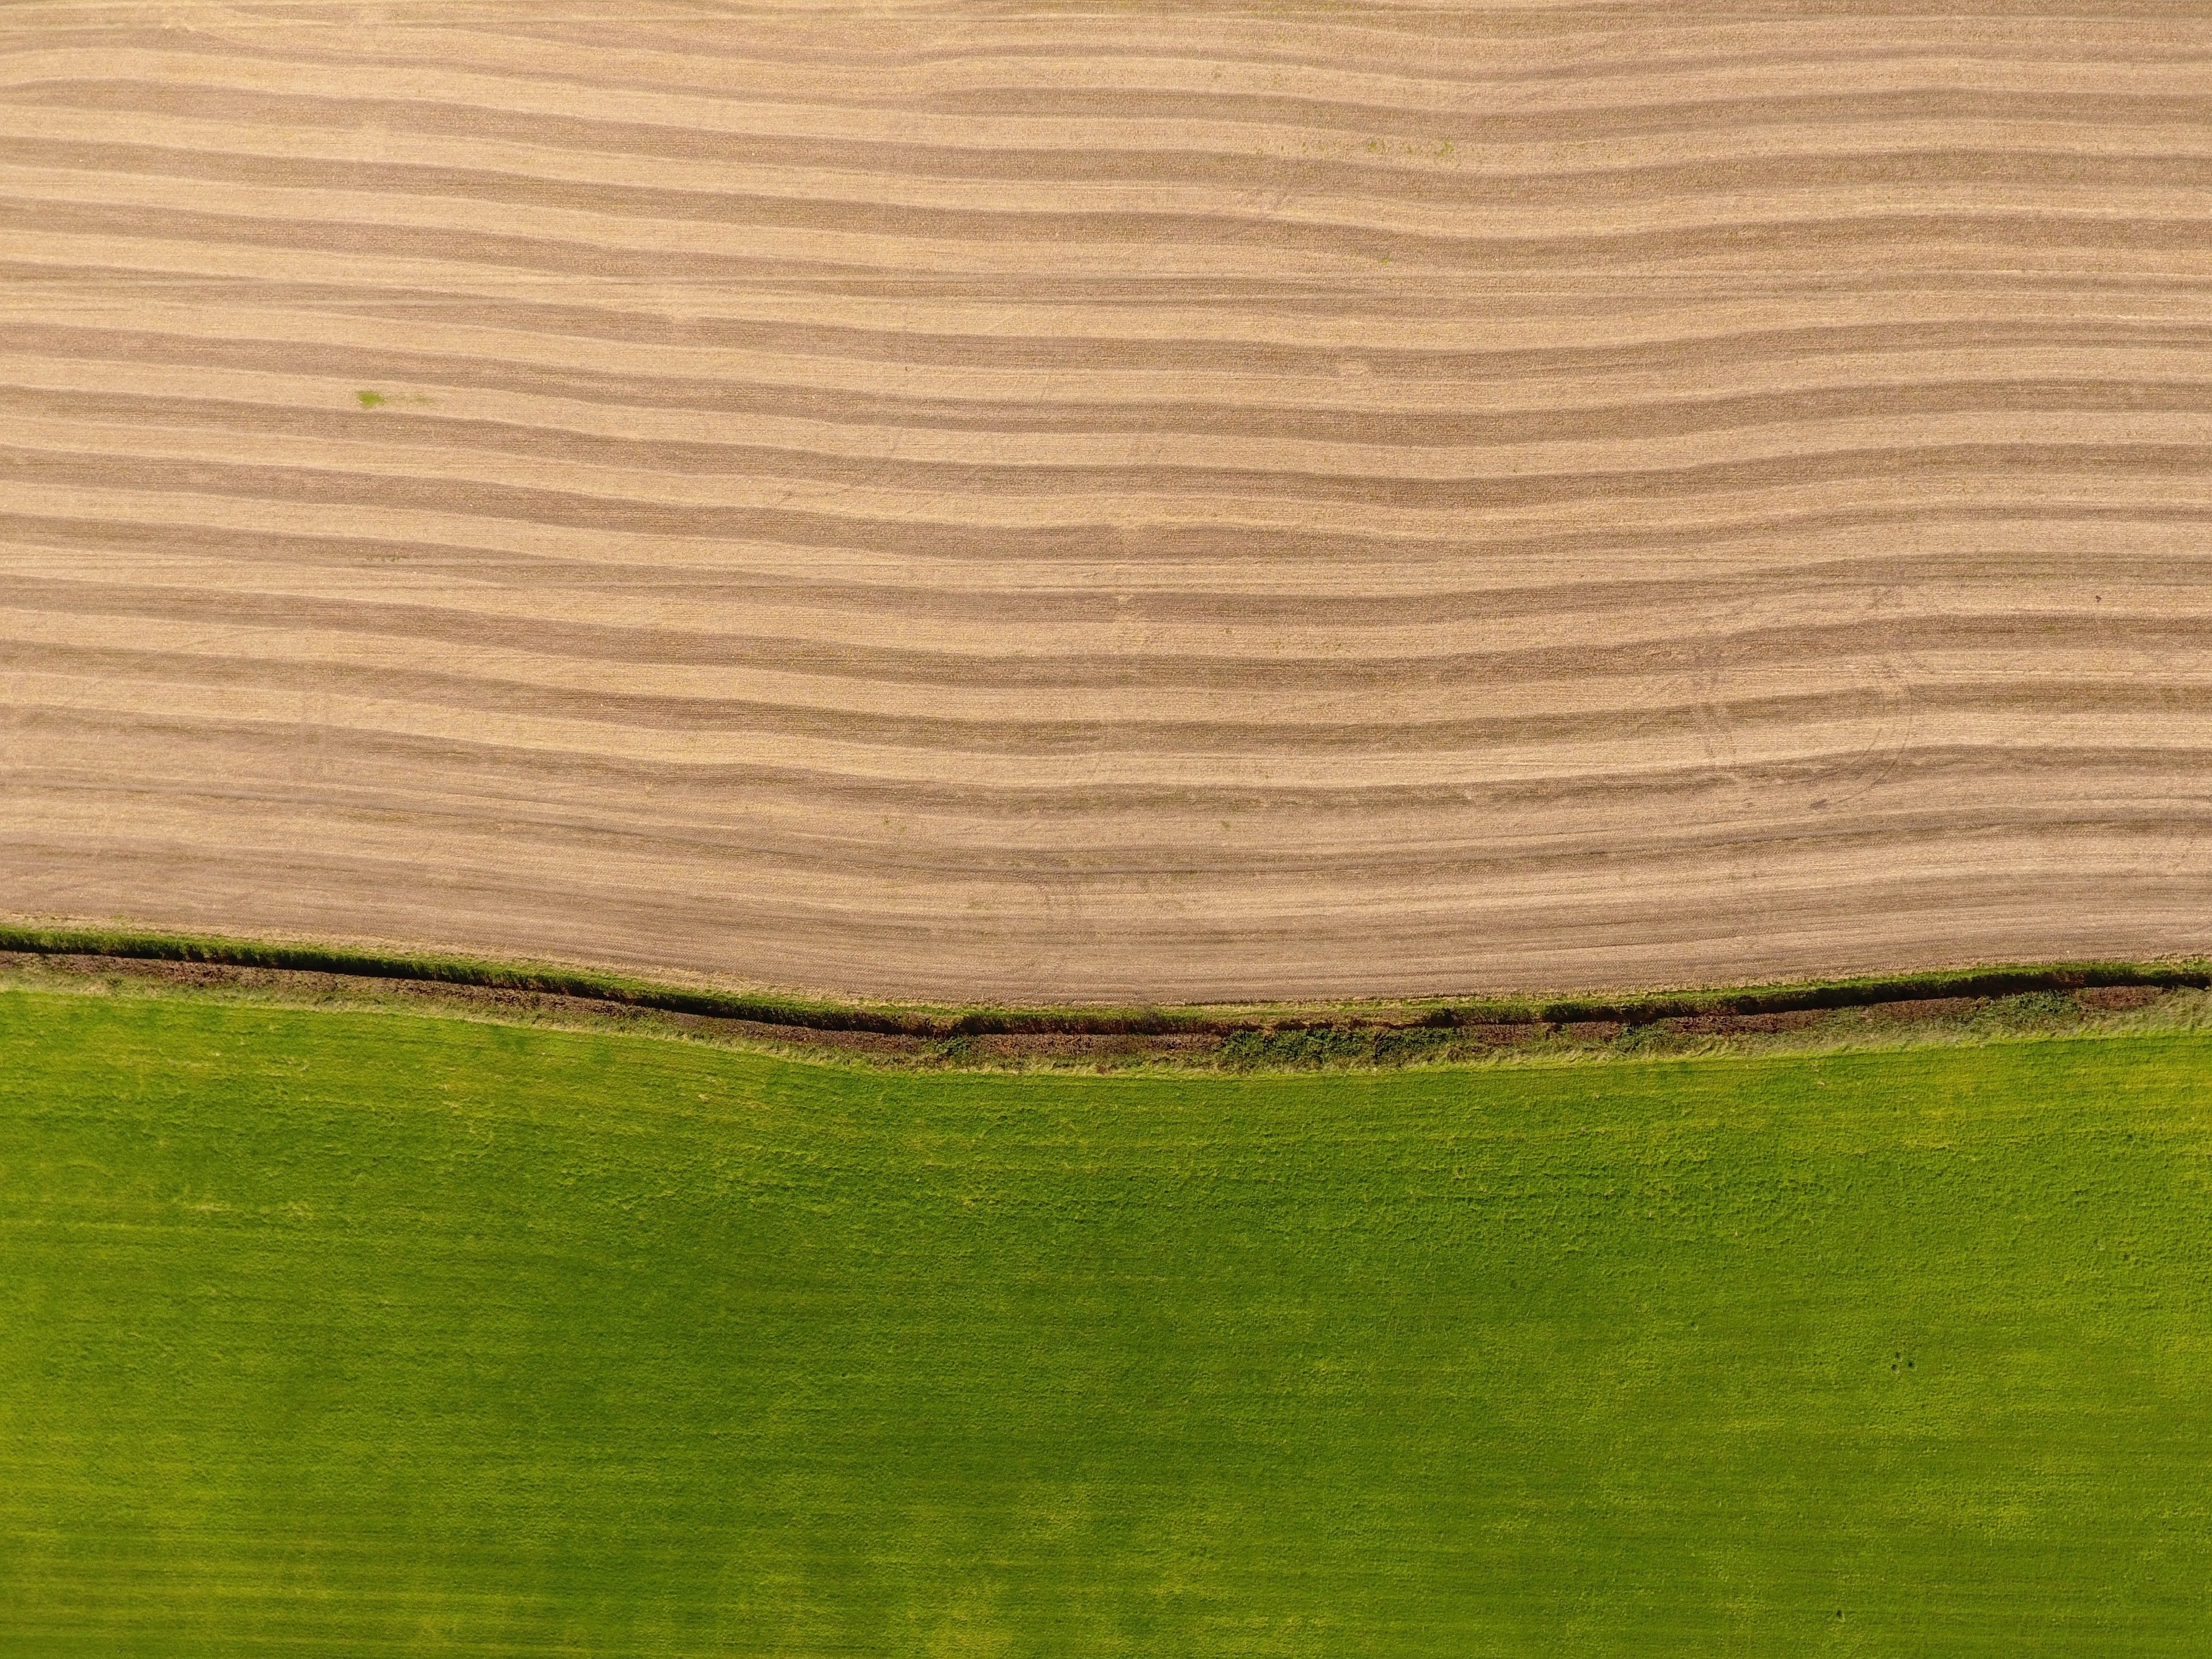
xmin=27 ymin=312 xmax=2212 ymax=394
xmin=14 ymin=377 xmax=2212 ymax=489
xmin=8 ymin=637 xmax=2209 ymax=755
xmin=14 ymin=517 xmax=2203 ymax=644
xmin=14 ymin=430 xmax=2211 ymax=535
xmin=19 ymin=189 xmax=2212 ymax=283
xmin=4 ymin=1 xmax=2210 ymax=998
xmin=25 ymin=129 xmax=2212 ymax=221
xmin=19 ymin=88 xmax=2212 ymax=189
xmin=11 ymin=482 xmax=2208 ymax=601
xmin=12 ymin=564 xmax=2207 ymax=671
xmin=11 ymin=770 xmax=2209 ymax=899
xmin=17 ymin=35 xmax=2208 ymax=124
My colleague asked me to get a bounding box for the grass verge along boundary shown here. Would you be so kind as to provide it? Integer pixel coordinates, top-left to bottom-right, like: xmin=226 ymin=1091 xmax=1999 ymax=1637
xmin=6 ymin=920 xmax=2211 ymax=1035
xmin=4 ymin=921 xmax=2212 ymax=1073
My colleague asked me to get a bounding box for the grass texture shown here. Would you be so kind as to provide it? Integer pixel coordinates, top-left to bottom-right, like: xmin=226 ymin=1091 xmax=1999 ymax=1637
xmin=5 ymin=989 xmax=2212 ymax=1654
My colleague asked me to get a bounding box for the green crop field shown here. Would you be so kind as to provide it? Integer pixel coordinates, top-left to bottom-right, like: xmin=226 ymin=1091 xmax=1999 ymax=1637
xmin=6 ymin=988 xmax=2212 ymax=1655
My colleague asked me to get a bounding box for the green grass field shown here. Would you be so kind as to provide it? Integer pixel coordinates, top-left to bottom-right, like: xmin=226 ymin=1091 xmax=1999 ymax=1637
xmin=6 ymin=988 xmax=2211 ymax=1654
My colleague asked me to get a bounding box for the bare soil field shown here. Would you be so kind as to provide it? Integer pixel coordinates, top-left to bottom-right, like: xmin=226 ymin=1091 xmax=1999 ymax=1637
xmin=3 ymin=1 xmax=2209 ymax=1002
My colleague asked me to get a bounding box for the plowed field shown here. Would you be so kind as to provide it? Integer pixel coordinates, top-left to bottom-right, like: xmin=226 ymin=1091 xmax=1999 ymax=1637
xmin=4 ymin=2 xmax=2209 ymax=1000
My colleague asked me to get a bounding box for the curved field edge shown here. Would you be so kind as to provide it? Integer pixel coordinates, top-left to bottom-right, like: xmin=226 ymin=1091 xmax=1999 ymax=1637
xmin=6 ymin=989 xmax=2212 ymax=1654
xmin=5 ymin=918 xmax=2212 ymax=1072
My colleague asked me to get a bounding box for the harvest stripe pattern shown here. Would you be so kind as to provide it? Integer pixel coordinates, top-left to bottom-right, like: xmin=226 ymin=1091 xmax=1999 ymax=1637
xmin=4 ymin=1 xmax=2209 ymax=999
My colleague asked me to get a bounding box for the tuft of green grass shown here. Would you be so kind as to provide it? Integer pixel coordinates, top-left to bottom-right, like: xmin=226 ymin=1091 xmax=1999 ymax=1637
xmin=6 ymin=989 xmax=2212 ymax=1653
xmin=354 ymin=389 xmax=386 ymax=408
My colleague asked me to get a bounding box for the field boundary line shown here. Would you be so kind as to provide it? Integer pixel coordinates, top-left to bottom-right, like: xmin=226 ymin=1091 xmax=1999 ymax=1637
xmin=3 ymin=919 xmax=2209 ymax=1041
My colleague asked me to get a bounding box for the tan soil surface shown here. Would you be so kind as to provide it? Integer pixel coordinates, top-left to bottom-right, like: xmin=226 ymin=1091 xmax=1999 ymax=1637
xmin=3 ymin=1 xmax=2209 ymax=1002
